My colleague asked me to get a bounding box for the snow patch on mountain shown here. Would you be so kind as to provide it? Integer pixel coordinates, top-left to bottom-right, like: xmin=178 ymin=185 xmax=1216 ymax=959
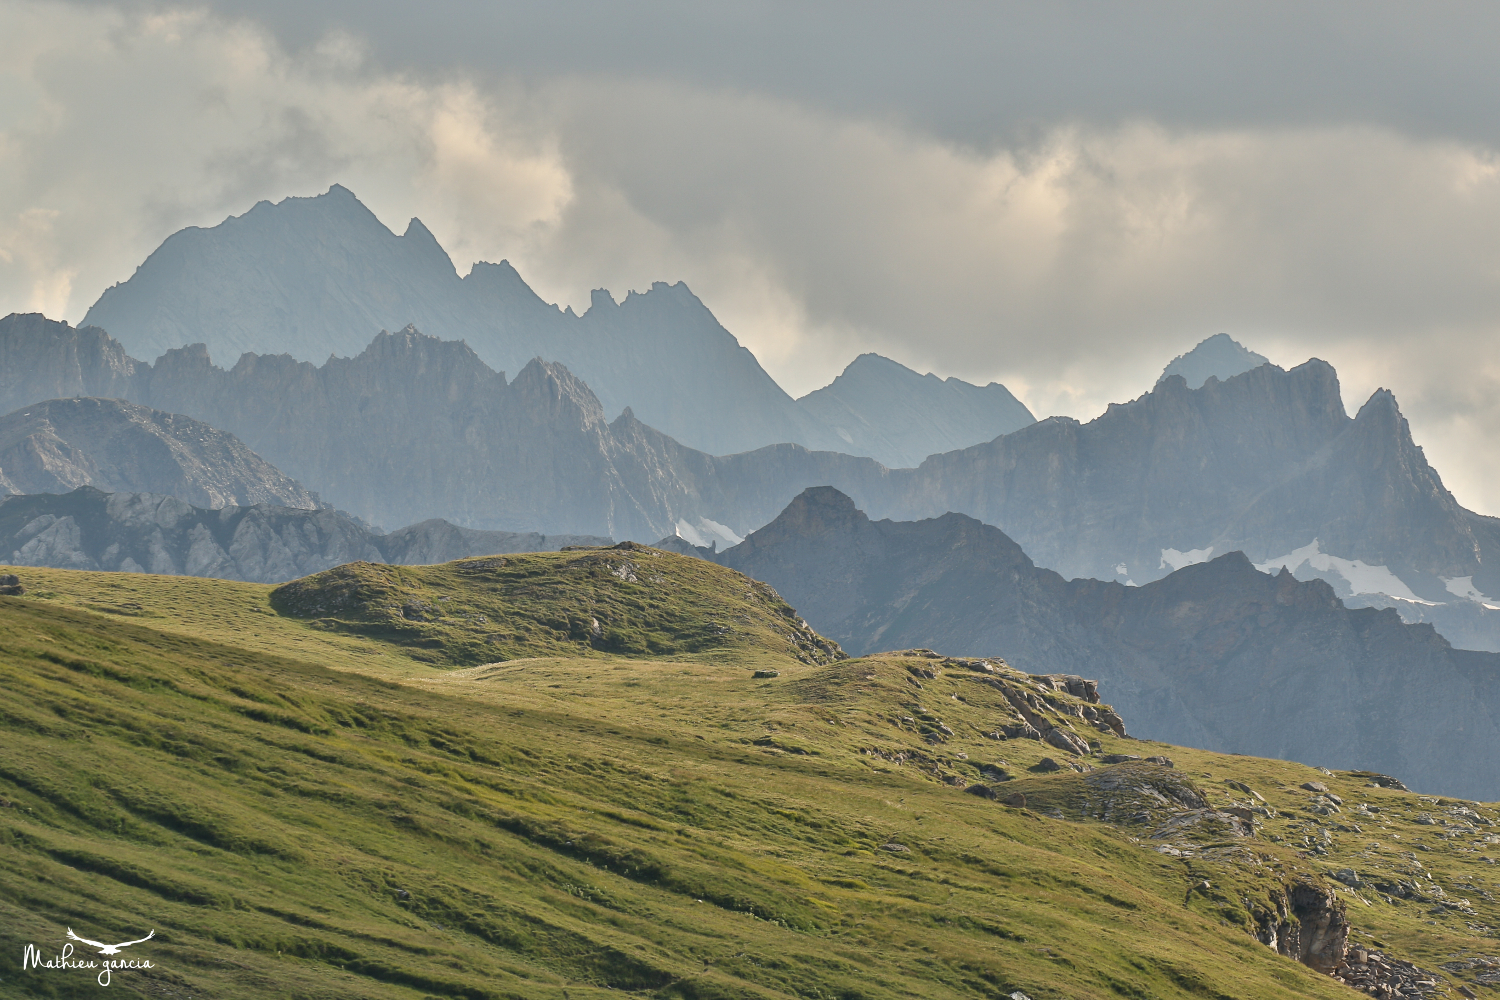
xmin=1442 ymin=575 xmax=1500 ymax=608
xmin=675 ymin=516 xmax=742 ymax=551
xmin=1160 ymin=546 xmax=1214 ymax=572
xmin=1256 ymin=539 xmax=1434 ymax=603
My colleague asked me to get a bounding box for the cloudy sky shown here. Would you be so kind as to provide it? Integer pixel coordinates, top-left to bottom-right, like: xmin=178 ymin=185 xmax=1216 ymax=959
xmin=3 ymin=1 xmax=1500 ymax=510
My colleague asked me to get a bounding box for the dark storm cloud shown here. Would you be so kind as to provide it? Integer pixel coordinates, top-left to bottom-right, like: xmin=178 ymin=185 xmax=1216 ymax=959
xmin=7 ymin=1 xmax=1500 ymax=513
xmin=144 ymin=0 xmax=1500 ymax=145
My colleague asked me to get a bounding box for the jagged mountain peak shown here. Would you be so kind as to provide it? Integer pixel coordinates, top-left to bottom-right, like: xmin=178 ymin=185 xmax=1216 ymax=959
xmin=1158 ymin=333 xmax=1270 ymax=389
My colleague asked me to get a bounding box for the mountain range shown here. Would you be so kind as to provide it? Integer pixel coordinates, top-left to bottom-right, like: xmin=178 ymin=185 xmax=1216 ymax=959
xmin=0 ymin=487 xmax=609 ymax=583
xmin=705 ymin=487 xmax=1500 ymax=800
xmin=4 ymin=310 xmax=1499 ymax=648
xmin=80 ymin=185 xmax=1032 ymax=465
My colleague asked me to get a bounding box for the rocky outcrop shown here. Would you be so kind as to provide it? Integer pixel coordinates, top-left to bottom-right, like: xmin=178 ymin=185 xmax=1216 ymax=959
xmin=713 ymin=487 xmax=1500 ymax=800
xmin=1252 ymin=879 xmax=1349 ymax=975
xmin=0 ymin=396 xmax=320 ymax=510
xmin=794 ymin=352 xmax=1034 ymax=468
xmin=0 ymin=488 xmax=609 ymax=584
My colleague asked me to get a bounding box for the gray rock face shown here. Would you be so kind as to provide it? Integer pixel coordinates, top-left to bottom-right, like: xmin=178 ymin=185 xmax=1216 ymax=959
xmin=795 ymin=352 xmax=1035 ymax=468
xmin=714 ymin=487 xmax=1500 ymax=800
xmin=0 ymin=487 xmax=609 ymax=584
xmin=1158 ymin=333 xmax=1270 ymax=389
xmin=0 ymin=396 xmax=320 ymax=510
xmin=80 ymin=185 xmax=844 ymax=458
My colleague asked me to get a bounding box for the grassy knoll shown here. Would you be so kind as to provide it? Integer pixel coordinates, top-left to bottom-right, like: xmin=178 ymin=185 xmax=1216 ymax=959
xmin=0 ymin=551 xmax=1495 ymax=998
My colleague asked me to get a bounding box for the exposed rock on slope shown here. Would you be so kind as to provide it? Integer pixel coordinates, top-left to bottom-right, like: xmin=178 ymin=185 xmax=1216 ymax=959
xmin=0 ymin=396 xmax=320 ymax=509
xmin=1158 ymin=333 xmax=1270 ymax=389
xmin=0 ymin=488 xmax=609 ymax=583
xmin=715 ymin=487 xmax=1500 ymax=799
xmin=795 ymin=352 xmax=1034 ymax=468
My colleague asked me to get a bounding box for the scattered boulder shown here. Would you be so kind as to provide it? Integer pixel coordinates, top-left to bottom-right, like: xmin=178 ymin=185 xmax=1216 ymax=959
xmin=1301 ymin=781 xmax=1330 ymax=793
xmin=1031 ymin=757 xmax=1065 ymax=773
xmin=1151 ymin=808 xmax=1255 ymax=840
xmin=1004 ymin=792 xmax=1027 ymax=807
xmin=880 ymin=842 xmax=910 ymax=854
xmin=978 ymin=763 xmax=1010 ymax=782
xmin=752 ymin=669 xmax=780 ymax=679
xmin=965 ymin=784 xmax=999 ymax=800
xmin=1144 ymin=756 xmax=1174 ymax=768
xmin=1102 ymin=754 xmax=1143 ymax=764
xmin=1334 ymin=949 xmax=1445 ymax=997
xmin=0 ymin=573 xmax=21 ymax=596
xmin=1043 ymin=726 xmax=1091 ymax=756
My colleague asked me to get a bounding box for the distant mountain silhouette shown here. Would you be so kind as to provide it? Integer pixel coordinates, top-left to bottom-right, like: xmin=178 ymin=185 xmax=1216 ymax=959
xmin=795 ymin=352 xmax=1034 ymax=468
xmin=1158 ymin=333 xmax=1269 ymax=389
xmin=80 ymin=186 xmax=1027 ymax=465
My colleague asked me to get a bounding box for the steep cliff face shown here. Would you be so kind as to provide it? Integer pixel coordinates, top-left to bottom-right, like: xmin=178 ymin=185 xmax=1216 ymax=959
xmin=0 ymin=313 xmax=139 ymax=415
xmin=794 ymin=352 xmax=1035 ymax=468
xmin=0 ymin=488 xmax=610 ymax=583
xmin=0 ymin=397 xmax=320 ymax=510
xmin=715 ymin=488 xmax=1500 ymax=800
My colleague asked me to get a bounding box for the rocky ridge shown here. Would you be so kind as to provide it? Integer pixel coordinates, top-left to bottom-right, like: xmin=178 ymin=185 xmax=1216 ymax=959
xmin=710 ymin=487 xmax=1500 ymax=800
xmin=0 ymin=396 xmax=320 ymax=510
xmin=0 ymin=487 xmax=609 ymax=584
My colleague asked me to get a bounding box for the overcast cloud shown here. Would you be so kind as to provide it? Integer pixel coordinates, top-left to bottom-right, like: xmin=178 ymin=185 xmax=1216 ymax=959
xmin=2 ymin=1 xmax=1499 ymax=512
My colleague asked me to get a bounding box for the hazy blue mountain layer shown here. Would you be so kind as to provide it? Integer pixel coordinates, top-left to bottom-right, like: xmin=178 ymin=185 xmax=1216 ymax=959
xmin=0 ymin=396 xmax=320 ymax=510
xmin=0 ymin=487 xmax=609 ymax=583
xmin=1158 ymin=332 xmax=1270 ymax=389
xmin=711 ymin=487 xmax=1500 ymax=800
xmin=80 ymin=186 xmax=841 ymax=457
xmin=4 ymin=312 xmax=1498 ymax=646
xmin=795 ymin=352 xmax=1034 ymax=468
xmin=80 ymin=186 xmax=1038 ymax=462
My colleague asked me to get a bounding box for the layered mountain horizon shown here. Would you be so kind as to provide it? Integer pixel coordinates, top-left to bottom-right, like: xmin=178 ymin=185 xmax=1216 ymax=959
xmin=699 ymin=485 xmax=1500 ymax=799
xmin=5 ymin=307 xmax=1499 ymax=651
xmin=80 ymin=184 xmax=1034 ymax=466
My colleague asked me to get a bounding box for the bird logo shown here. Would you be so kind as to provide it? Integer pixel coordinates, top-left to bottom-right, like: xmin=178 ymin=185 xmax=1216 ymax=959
xmin=66 ymin=928 xmax=155 ymax=955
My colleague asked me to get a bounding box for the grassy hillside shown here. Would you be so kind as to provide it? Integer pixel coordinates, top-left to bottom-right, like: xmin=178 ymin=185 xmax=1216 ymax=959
xmin=0 ymin=552 xmax=1495 ymax=999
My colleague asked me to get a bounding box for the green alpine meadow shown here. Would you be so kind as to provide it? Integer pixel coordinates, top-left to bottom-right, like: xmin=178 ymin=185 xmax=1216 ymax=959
xmin=2 ymin=548 xmax=1496 ymax=998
